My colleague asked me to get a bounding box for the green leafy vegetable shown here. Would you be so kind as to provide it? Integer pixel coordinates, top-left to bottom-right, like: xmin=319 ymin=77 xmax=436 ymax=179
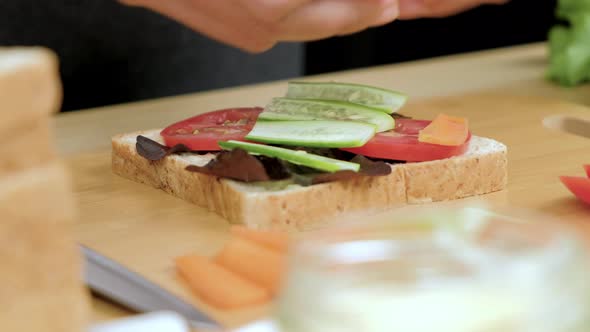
xmin=548 ymin=0 xmax=590 ymax=86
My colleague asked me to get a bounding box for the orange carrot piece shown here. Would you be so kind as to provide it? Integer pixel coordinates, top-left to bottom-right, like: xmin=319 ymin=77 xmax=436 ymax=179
xmin=175 ymin=254 xmax=270 ymax=310
xmin=229 ymin=225 xmax=291 ymax=253
xmin=418 ymin=113 xmax=469 ymax=146
xmin=214 ymin=237 xmax=286 ymax=294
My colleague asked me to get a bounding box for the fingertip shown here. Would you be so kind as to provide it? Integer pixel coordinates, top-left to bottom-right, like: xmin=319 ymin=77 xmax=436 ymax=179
xmin=240 ymin=40 xmax=277 ymax=54
xmin=336 ymin=0 xmax=399 ymax=35
xmin=373 ymin=1 xmax=399 ymax=26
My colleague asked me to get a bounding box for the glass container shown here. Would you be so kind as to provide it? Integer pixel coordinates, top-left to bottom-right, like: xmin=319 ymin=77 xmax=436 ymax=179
xmin=273 ymin=206 xmax=590 ymax=332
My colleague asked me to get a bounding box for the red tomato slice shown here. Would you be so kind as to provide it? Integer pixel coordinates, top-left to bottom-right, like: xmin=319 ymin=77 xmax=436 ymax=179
xmin=160 ymin=107 xmax=263 ymax=150
xmin=585 ymin=164 xmax=590 ymax=178
xmin=341 ymin=119 xmax=471 ymax=162
xmin=560 ymin=176 xmax=590 ymax=205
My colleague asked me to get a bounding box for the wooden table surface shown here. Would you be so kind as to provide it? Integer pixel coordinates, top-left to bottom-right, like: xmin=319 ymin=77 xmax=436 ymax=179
xmin=54 ymin=42 xmax=590 ymax=329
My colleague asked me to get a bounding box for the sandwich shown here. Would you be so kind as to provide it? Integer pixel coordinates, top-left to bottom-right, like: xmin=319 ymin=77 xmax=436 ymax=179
xmin=112 ymin=82 xmax=507 ymax=230
xmin=0 ymin=47 xmax=89 ymax=331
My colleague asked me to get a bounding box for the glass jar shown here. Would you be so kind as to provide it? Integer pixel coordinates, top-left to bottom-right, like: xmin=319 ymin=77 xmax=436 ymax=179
xmin=272 ymin=206 xmax=590 ymax=332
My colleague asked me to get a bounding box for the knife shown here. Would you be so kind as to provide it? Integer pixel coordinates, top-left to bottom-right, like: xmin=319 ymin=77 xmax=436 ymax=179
xmin=543 ymin=114 xmax=590 ymax=139
xmin=81 ymin=245 xmax=222 ymax=331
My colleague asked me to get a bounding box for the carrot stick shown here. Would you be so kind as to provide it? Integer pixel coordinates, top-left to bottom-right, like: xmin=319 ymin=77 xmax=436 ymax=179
xmin=229 ymin=225 xmax=291 ymax=253
xmin=175 ymin=254 xmax=270 ymax=310
xmin=418 ymin=113 xmax=469 ymax=146
xmin=214 ymin=237 xmax=286 ymax=294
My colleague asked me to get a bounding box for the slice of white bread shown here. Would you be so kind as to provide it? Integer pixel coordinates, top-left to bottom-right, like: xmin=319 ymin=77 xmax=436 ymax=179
xmin=0 ymin=162 xmax=89 ymax=332
xmin=0 ymin=47 xmax=88 ymax=331
xmin=0 ymin=118 xmax=56 ymax=177
xmin=0 ymin=47 xmax=62 ymax=134
xmin=0 ymin=47 xmax=60 ymax=176
xmin=112 ymin=130 xmax=507 ymax=230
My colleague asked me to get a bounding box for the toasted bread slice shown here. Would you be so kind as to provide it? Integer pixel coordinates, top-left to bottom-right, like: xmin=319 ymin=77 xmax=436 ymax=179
xmin=112 ymin=130 xmax=507 ymax=230
xmin=0 ymin=47 xmax=62 ymax=134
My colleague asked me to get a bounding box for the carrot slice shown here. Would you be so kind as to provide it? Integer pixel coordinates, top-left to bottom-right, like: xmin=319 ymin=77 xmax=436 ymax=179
xmin=229 ymin=225 xmax=291 ymax=253
xmin=214 ymin=237 xmax=286 ymax=294
xmin=418 ymin=113 xmax=469 ymax=146
xmin=175 ymin=254 xmax=270 ymax=309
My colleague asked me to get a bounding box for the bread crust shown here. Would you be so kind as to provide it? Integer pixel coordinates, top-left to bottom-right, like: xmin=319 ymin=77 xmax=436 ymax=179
xmin=112 ymin=133 xmax=250 ymax=224
xmin=236 ymin=169 xmax=406 ymax=230
xmin=112 ymin=131 xmax=507 ymax=230
xmin=403 ymin=136 xmax=508 ymax=203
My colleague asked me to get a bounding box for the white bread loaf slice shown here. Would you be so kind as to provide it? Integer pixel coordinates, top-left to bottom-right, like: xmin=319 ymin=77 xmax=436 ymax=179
xmin=112 ymin=130 xmax=507 ymax=230
xmin=404 ymin=138 xmax=507 ymax=203
xmin=0 ymin=161 xmax=89 ymax=332
xmin=0 ymin=47 xmax=61 ymax=176
xmin=0 ymin=118 xmax=56 ymax=176
xmin=0 ymin=46 xmax=88 ymax=332
xmin=0 ymin=47 xmax=62 ymax=135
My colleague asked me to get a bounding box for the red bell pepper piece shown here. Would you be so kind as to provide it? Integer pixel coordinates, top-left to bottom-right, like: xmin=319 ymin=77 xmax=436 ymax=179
xmin=560 ymin=176 xmax=590 ymax=205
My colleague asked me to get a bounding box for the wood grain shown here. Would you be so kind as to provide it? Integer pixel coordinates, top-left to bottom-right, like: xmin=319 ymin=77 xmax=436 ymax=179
xmin=65 ymin=92 xmax=590 ymax=329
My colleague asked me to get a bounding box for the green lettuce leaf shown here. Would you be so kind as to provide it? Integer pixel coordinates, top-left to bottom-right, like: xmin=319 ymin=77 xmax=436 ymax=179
xmin=548 ymin=0 xmax=590 ymax=86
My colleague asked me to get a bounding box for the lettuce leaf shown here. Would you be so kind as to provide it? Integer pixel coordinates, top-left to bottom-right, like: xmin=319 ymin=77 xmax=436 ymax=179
xmin=548 ymin=0 xmax=590 ymax=86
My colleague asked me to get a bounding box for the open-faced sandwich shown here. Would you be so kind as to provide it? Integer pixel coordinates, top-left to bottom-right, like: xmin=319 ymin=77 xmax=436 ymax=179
xmin=112 ymin=82 xmax=507 ymax=230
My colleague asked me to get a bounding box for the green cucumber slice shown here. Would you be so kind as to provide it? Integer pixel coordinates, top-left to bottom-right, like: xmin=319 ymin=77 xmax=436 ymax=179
xmin=245 ymin=120 xmax=375 ymax=148
xmin=286 ymin=81 xmax=407 ymax=114
xmin=218 ymin=140 xmax=360 ymax=173
xmin=260 ymin=98 xmax=395 ymax=132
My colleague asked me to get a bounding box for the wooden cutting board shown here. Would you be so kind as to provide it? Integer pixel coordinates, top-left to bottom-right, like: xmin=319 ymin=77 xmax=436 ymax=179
xmin=68 ymin=93 xmax=590 ymax=329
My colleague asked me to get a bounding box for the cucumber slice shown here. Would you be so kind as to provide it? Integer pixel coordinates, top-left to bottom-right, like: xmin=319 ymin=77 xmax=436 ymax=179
xmin=245 ymin=120 xmax=375 ymax=148
xmin=260 ymin=98 xmax=395 ymax=132
xmin=286 ymin=81 xmax=407 ymax=114
xmin=218 ymin=140 xmax=360 ymax=173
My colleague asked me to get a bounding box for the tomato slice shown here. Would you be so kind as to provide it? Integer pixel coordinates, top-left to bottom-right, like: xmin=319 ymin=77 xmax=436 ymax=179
xmin=341 ymin=119 xmax=471 ymax=162
xmin=560 ymin=176 xmax=590 ymax=205
xmin=585 ymin=164 xmax=590 ymax=178
xmin=160 ymin=107 xmax=263 ymax=150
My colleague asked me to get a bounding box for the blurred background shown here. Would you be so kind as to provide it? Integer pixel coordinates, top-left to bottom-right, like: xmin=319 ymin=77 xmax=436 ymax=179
xmin=0 ymin=0 xmax=558 ymax=112
xmin=305 ymin=0 xmax=557 ymax=75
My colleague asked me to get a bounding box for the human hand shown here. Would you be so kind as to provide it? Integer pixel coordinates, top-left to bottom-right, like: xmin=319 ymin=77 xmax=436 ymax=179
xmin=397 ymin=0 xmax=509 ymax=19
xmin=120 ymin=0 xmax=399 ymax=53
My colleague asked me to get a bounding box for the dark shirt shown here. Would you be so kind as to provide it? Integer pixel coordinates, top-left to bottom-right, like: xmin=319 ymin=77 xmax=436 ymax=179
xmin=0 ymin=1 xmax=303 ymax=111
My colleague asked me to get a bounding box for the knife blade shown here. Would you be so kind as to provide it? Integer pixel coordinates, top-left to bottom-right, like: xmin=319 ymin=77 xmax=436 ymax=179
xmin=81 ymin=245 xmax=222 ymax=331
xmin=543 ymin=114 xmax=590 ymax=139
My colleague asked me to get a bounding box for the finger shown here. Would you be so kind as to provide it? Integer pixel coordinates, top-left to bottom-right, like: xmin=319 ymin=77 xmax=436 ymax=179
xmin=343 ymin=0 xmax=400 ymax=34
xmin=237 ymin=0 xmax=313 ymax=24
xmin=398 ymin=0 xmax=508 ymax=19
xmin=184 ymin=0 xmax=279 ymax=51
xmin=122 ymin=0 xmax=276 ymax=53
xmin=278 ymin=0 xmax=398 ymax=42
